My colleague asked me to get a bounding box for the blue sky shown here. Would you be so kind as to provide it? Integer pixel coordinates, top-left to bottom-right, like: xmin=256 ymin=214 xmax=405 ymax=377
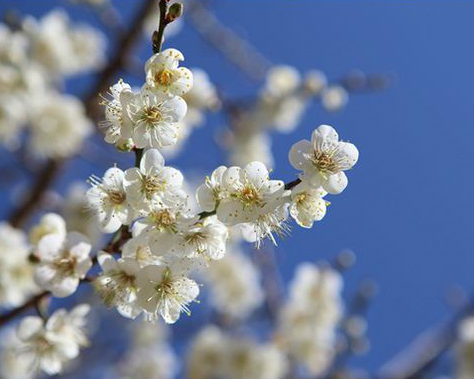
xmin=1 ymin=0 xmax=474 ymax=374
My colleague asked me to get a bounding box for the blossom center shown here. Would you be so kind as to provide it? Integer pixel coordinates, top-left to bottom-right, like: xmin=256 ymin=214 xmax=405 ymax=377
xmin=312 ymin=150 xmax=339 ymax=175
xmin=151 ymin=209 xmax=176 ymax=232
xmin=107 ymin=189 xmax=125 ymax=205
xmin=141 ymin=175 xmax=165 ymax=198
xmin=143 ymin=106 xmax=163 ymax=124
xmin=237 ymin=185 xmax=261 ymax=206
xmin=155 ymin=69 xmax=174 ymax=86
xmin=54 ymin=255 xmax=77 ymax=276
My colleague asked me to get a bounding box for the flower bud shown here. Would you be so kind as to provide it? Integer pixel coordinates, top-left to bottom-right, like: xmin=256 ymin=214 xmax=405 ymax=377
xmin=166 ymin=3 xmax=183 ymax=23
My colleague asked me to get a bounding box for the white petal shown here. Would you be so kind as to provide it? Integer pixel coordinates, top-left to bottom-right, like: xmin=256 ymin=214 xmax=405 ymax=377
xmin=323 ymin=171 xmax=348 ymax=194
xmin=17 ymin=316 xmax=43 ymax=341
xmin=196 ymin=184 xmax=215 ymax=212
xmin=339 ymin=141 xmax=359 ymax=168
xmin=289 ymin=139 xmax=312 ymax=170
xmin=141 ymin=148 xmax=165 ymax=173
xmin=243 ymin=161 xmax=269 ymax=188
xmin=163 ymin=96 xmax=187 ymax=121
xmin=312 ymin=124 xmax=339 ymax=144
xmin=222 ymin=166 xmax=242 ymax=192
xmin=51 ymin=277 xmax=79 ymax=297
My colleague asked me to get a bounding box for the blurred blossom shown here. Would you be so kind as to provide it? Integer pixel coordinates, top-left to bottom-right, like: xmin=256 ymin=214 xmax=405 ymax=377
xmin=277 ymin=263 xmax=343 ymax=376
xmin=117 ymin=320 xmax=178 ymax=379
xmin=457 ymin=317 xmax=474 ymax=379
xmin=62 ymin=182 xmax=102 ymax=246
xmin=321 ymin=85 xmax=349 ymax=112
xmin=23 ymin=9 xmax=106 ymax=77
xmin=0 ymin=223 xmax=38 ymax=308
xmin=28 ymin=92 xmax=92 ymax=158
xmin=204 ymin=245 xmax=264 ymax=320
xmin=12 ymin=304 xmax=90 ymax=375
xmin=187 ymin=325 xmax=288 ymax=379
xmin=0 ymin=328 xmax=36 ymax=379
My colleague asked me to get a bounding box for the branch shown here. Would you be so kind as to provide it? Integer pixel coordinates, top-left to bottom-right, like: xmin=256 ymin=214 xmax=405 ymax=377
xmin=6 ymin=0 xmax=157 ymax=228
xmin=375 ymin=297 xmax=474 ymax=379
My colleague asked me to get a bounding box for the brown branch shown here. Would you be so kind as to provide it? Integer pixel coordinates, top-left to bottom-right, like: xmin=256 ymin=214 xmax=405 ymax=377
xmin=0 ymin=291 xmax=49 ymax=327
xmin=285 ymin=178 xmax=301 ymax=190
xmin=6 ymin=0 xmax=157 ymax=228
xmin=8 ymin=159 xmax=63 ymax=228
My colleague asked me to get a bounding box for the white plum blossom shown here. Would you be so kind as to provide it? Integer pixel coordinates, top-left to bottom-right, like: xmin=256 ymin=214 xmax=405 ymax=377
xmin=62 ymin=182 xmax=102 ymax=245
xmin=23 ymin=9 xmax=105 ymax=77
xmin=46 ymin=304 xmax=90 ymax=348
xmin=119 ymin=344 xmax=178 ymax=379
xmin=118 ymin=320 xmax=178 ymax=379
xmin=196 ymin=165 xmax=227 ymax=212
xmin=277 ymin=263 xmax=343 ymax=377
xmin=303 ymin=69 xmax=328 ymax=96
xmin=187 ymin=325 xmax=227 ymax=379
xmin=15 ymin=304 xmax=90 ymax=375
xmin=124 ymin=148 xmax=185 ymax=209
xmin=289 ymin=124 xmax=359 ymax=194
xmin=216 ymin=161 xmax=287 ymax=225
xmin=100 ymin=79 xmax=134 ymax=145
xmin=34 ymin=232 xmax=92 ymax=297
xmin=122 ymin=220 xmax=165 ymax=267
xmin=172 ymin=216 xmax=228 ymax=262
xmin=263 ymin=65 xmax=301 ymax=98
xmin=0 ymin=95 xmax=27 ymax=150
xmin=29 ymin=212 xmax=66 ymax=245
xmin=0 ymin=223 xmax=38 ymax=308
xmin=134 ymin=194 xmax=191 ymax=256
xmin=229 ymin=132 xmax=274 ymax=169
xmin=239 ymin=202 xmax=290 ymax=247
xmin=210 ymin=161 xmax=290 ymax=246
xmin=0 ymin=328 xmax=36 ymax=379
xmin=136 ymin=263 xmax=199 ymax=324
xmin=121 ymin=235 xmax=162 ymax=268
xmin=128 ymin=87 xmax=187 ymax=148
xmin=182 ymin=68 xmax=220 ymax=128
xmin=205 ymin=246 xmax=264 ymax=320
xmin=29 ymin=92 xmax=92 ymax=158
xmin=321 ymin=85 xmax=349 ymax=112
xmin=289 ymin=182 xmax=328 ymax=228
xmin=94 ymin=251 xmax=142 ymax=319
xmin=145 ymin=48 xmax=193 ymax=96
xmin=86 ymin=167 xmax=134 ymax=233
xmin=186 ymin=326 xmax=288 ymax=379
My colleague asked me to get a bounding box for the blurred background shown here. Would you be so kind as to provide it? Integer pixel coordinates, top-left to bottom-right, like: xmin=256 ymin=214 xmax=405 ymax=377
xmin=0 ymin=1 xmax=473 ymax=378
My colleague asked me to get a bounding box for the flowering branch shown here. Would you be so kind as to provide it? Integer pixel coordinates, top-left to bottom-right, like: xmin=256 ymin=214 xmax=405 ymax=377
xmin=6 ymin=0 xmax=158 ymax=228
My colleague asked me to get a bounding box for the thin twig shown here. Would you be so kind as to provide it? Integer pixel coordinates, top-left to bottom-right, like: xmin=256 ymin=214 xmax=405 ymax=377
xmin=375 ymin=297 xmax=474 ymax=379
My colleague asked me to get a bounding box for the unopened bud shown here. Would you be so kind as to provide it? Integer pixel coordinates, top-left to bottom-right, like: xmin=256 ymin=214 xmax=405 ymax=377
xmin=166 ymin=3 xmax=183 ymax=23
xmin=115 ymin=138 xmax=134 ymax=152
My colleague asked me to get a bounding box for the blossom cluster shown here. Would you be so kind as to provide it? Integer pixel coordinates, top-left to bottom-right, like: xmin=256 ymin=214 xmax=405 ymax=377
xmin=0 ymin=7 xmax=363 ymax=377
xmin=1 ymin=304 xmax=90 ymax=376
xmin=100 ymin=48 xmax=218 ymax=158
xmin=0 ymin=10 xmax=105 ymax=157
